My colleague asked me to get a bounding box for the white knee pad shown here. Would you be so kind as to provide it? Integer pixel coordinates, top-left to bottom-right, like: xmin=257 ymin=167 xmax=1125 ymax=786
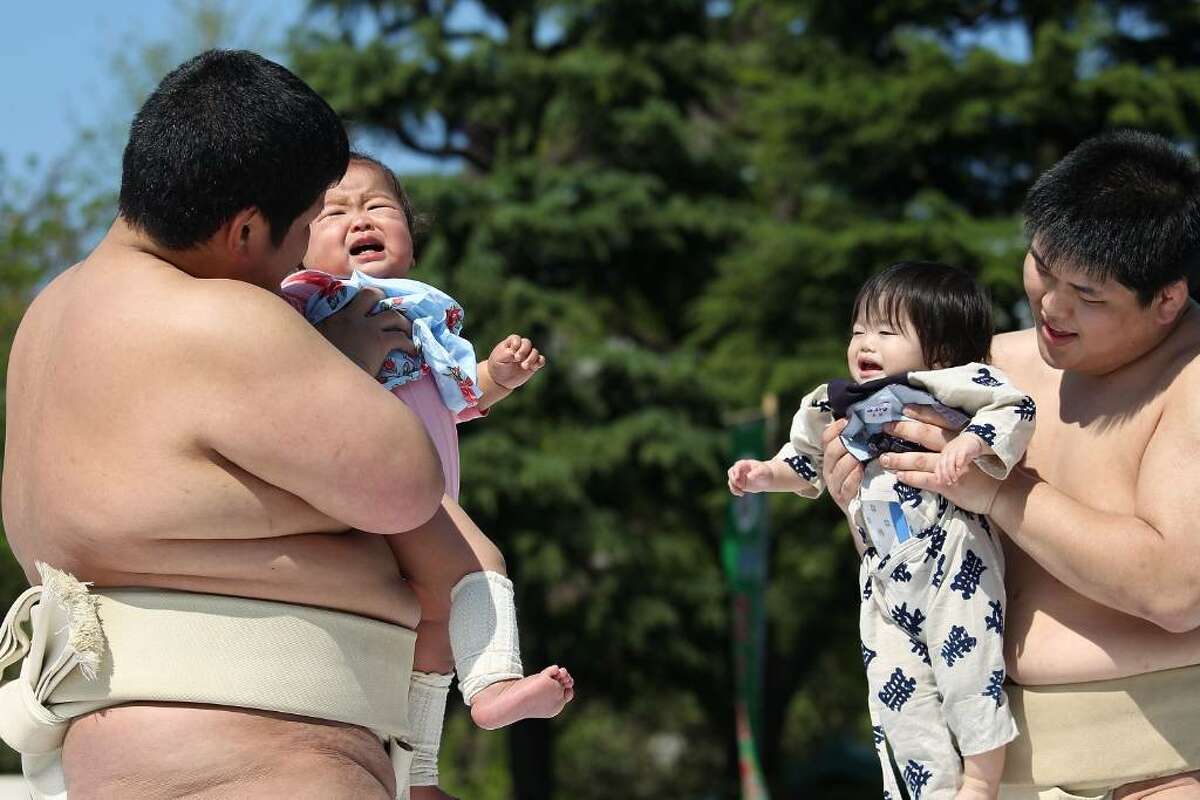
xmin=408 ymin=671 xmax=453 ymax=788
xmin=449 ymin=571 xmax=524 ymax=705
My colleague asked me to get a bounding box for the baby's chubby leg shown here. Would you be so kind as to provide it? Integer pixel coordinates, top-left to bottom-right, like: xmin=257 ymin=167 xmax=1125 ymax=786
xmin=386 ymin=496 xmax=501 ymax=795
xmin=386 ymin=495 xmax=506 ymax=674
xmin=385 ymin=497 xmax=574 ymax=729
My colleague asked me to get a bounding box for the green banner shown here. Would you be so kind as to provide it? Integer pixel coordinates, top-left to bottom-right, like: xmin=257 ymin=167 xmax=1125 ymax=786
xmin=722 ymin=417 xmax=771 ymax=800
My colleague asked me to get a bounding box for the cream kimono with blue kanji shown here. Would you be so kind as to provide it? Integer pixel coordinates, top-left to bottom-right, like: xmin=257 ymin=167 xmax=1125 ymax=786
xmin=778 ymin=363 xmax=1035 ymax=800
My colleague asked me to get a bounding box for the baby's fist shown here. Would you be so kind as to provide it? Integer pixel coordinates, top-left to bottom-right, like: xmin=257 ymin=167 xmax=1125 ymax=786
xmin=935 ymin=432 xmax=988 ymax=486
xmin=728 ymin=459 xmax=773 ymax=496
xmin=488 ymin=334 xmax=546 ymax=390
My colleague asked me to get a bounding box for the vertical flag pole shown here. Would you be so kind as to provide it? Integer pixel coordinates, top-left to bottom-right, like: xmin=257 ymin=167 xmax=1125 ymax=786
xmin=722 ymin=395 xmax=776 ymax=800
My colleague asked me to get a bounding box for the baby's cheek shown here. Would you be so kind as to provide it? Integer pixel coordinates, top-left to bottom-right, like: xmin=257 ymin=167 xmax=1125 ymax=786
xmin=307 ymin=235 xmax=349 ymax=273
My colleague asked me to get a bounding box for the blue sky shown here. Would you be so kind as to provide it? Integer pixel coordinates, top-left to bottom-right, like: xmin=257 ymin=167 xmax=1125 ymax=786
xmin=1 ymin=1 xmax=1034 ymax=185
xmin=1 ymin=1 xmax=295 ymax=167
xmin=0 ymin=0 xmax=447 ymax=182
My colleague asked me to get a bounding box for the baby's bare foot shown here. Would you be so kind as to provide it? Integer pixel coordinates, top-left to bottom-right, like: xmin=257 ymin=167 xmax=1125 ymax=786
xmin=469 ymin=665 xmax=575 ymax=730
xmin=411 ymin=786 xmax=459 ymax=800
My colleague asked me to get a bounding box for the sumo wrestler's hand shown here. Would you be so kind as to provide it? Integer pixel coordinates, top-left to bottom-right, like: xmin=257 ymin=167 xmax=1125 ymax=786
xmin=315 ymin=287 xmax=417 ymax=375
xmin=821 ymin=418 xmax=861 ymax=514
xmin=881 ymin=406 xmax=1002 ymax=515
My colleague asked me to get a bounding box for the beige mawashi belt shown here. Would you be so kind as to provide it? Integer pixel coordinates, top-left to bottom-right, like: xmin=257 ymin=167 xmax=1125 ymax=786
xmin=1001 ymin=666 xmax=1200 ymax=796
xmin=0 ymin=564 xmax=416 ymax=799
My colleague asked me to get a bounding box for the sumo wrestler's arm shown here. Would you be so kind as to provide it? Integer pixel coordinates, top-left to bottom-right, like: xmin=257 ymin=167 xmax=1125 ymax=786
xmin=190 ymin=281 xmax=444 ymax=534
xmin=893 ymin=350 xmax=1200 ymax=632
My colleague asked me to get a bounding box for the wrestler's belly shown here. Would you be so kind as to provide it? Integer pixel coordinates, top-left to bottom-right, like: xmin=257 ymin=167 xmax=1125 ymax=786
xmin=62 ymin=704 xmax=394 ymax=800
xmin=35 ymin=530 xmax=421 ymax=628
xmin=1006 ymin=557 xmax=1200 ymax=685
xmin=50 ymin=532 xmax=417 ymax=798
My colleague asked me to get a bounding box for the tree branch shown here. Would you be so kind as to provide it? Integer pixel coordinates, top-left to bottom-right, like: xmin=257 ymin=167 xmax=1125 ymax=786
xmin=382 ymin=120 xmax=489 ymax=171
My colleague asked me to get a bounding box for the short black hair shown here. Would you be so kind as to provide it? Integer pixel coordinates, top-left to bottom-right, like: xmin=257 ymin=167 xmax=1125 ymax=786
xmin=347 ymin=151 xmax=426 ymax=238
xmin=119 ymin=49 xmax=349 ymax=249
xmin=852 ymin=261 xmax=994 ymax=368
xmin=1024 ymin=129 xmax=1200 ymax=304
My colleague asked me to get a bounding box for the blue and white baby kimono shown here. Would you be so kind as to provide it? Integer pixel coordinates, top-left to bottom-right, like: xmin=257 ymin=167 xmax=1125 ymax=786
xmin=283 ymin=269 xmax=483 ymax=414
xmin=779 ymin=364 xmax=1036 ymax=799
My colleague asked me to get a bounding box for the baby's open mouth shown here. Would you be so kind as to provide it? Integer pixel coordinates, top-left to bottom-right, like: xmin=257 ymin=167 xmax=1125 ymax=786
xmin=349 ymin=236 xmax=385 ymax=256
xmin=858 ymin=356 xmax=883 ymax=374
xmin=348 ymin=241 xmax=384 ymax=256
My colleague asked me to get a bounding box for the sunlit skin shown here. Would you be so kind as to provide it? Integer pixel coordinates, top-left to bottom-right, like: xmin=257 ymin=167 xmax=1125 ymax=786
xmin=3 ymin=195 xmax=450 ymax=798
xmin=846 ymin=312 xmax=928 ymax=382
xmin=1022 ymin=244 xmax=1180 ymax=377
xmin=818 ymin=245 xmax=1200 ymax=796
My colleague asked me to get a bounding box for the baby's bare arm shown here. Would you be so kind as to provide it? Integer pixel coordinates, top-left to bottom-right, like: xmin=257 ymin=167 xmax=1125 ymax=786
xmin=475 ymin=359 xmax=515 ymax=411
xmin=728 ymin=458 xmax=819 ymax=496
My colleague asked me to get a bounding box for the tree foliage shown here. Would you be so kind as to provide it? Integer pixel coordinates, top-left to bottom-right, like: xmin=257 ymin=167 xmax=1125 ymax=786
xmin=290 ymin=2 xmax=1200 ymax=796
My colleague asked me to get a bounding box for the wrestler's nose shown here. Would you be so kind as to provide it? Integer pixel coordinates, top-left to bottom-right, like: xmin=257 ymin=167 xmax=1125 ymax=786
xmin=1040 ymin=286 xmax=1068 ymax=322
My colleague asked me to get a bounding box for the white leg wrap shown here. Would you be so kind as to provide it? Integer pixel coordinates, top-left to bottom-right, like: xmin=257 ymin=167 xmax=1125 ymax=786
xmin=449 ymin=571 xmax=524 ymax=705
xmin=408 ymin=671 xmax=453 ymax=788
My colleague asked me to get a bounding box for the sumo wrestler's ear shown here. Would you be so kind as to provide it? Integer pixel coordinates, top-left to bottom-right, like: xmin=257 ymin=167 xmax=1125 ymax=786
xmin=1152 ymin=278 xmax=1190 ymax=324
xmin=220 ymin=207 xmax=268 ymax=261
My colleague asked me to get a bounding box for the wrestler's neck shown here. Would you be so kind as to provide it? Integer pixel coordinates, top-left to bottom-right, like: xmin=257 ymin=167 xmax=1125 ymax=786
xmin=100 ymin=216 xmax=276 ymax=286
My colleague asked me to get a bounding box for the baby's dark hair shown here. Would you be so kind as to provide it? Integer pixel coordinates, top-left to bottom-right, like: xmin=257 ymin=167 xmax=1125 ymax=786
xmin=1024 ymin=129 xmax=1200 ymax=305
xmin=852 ymin=261 xmax=994 ymax=368
xmin=348 ymin=150 xmax=425 ymax=238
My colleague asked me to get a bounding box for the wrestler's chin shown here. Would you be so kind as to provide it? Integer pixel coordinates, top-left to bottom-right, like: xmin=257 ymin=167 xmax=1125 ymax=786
xmin=1034 ymin=324 xmax=1079 ymax=370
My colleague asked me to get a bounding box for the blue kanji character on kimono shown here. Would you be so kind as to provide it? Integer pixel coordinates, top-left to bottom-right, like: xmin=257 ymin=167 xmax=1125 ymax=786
xmin=891 ymin=562 xmax=913 ymax=583
xmin=910 ymin=637 xmax=931 ymax=665
xmin=940 ymin=625 xmax=978 ymax=667
xmin=922 ymin=525 xmax=947 ymax=562
xmin=862 ymin=643 xmax=878 ymax=668
xmin=891 ymin=602 xmax=927 ymax=637
xmin=904 ymin=760 xmax=934 ymax=800
xmin=972 ymin=367 xmax=1003 ymax=387
xmin=985 ymin=601 xmax=1005 ymax=635
xmin=1015 ymin=395 xmax=1037 ymax=421
xmin=983 ymin=670 xmax=1007 ymax=707
xmin=950 ymin=550 xmax=989 ymax=599
xmin=783 ymin=453 xmax=818 ymax=482
xmin=964 ymin=422 xmax=998 ymax=447
xmin=879 ymin=667 xmax=918 ymax=712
